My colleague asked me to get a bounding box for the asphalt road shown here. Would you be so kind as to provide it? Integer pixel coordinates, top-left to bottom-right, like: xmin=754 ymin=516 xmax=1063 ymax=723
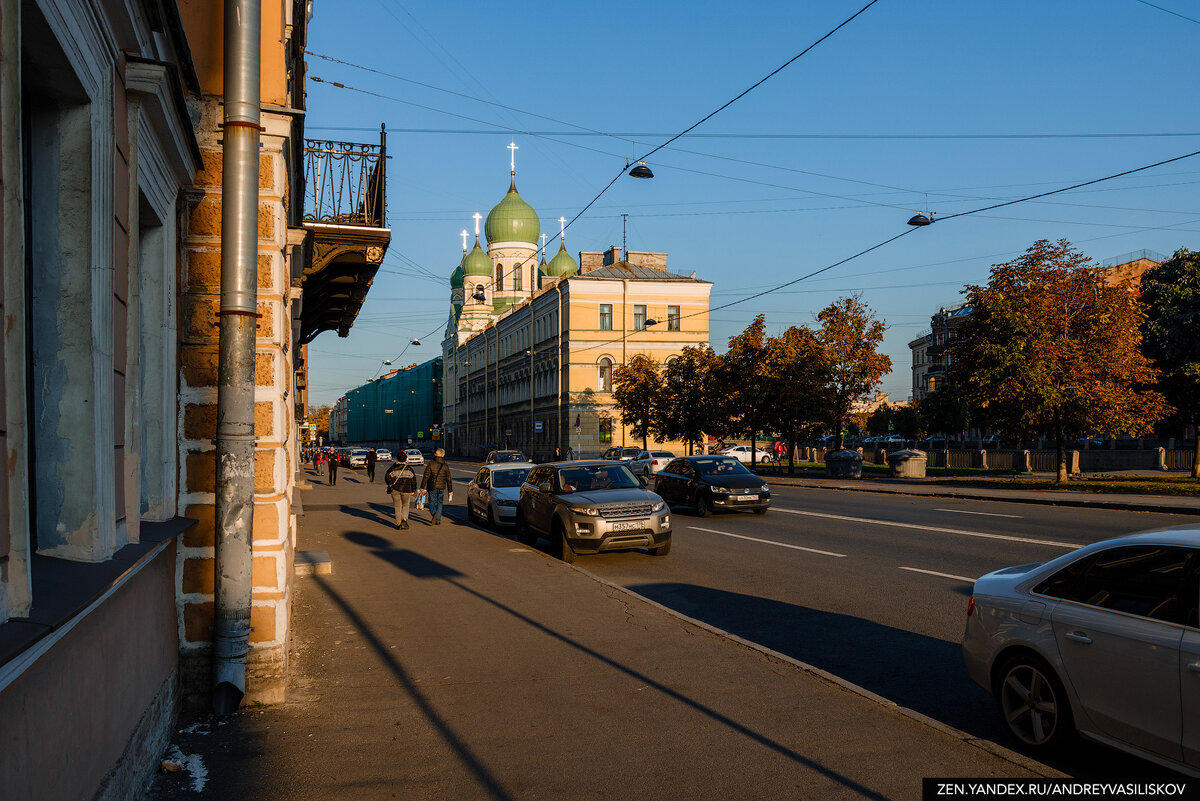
xmin=443 ymin=460 xmax=1193 ymax=779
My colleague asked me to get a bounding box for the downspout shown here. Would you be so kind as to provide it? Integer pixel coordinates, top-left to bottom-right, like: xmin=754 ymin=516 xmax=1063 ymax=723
xmin=213 ymin=0 xmax=261 ymax=716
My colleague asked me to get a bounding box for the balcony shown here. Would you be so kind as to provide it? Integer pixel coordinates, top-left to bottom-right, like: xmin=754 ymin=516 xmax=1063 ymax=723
xmin=297 ymin=125 xmax=391 ymax=344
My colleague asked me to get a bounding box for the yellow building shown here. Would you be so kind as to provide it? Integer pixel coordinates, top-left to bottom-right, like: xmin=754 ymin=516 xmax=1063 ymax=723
xmin=442 ymin=157 xmax=712 ymax=459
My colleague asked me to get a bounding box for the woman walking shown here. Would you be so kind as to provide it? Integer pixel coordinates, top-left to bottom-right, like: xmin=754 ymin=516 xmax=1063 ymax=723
xmin=385 ymin=459 xmax=418 ymax=530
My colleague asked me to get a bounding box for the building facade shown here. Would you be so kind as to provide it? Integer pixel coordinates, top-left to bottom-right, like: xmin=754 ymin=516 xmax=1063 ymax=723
xmin=331 ymin=357 xmax=444 ymax=448
xmin=442 ymin=162 xmax=713 ymax=460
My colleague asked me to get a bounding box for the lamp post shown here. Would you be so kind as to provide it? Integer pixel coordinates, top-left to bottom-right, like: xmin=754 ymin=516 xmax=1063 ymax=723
xmin=462 ymin=359 xmax=471 ymax=458
xmin=524 ymin=348 xmax=536 ymax=458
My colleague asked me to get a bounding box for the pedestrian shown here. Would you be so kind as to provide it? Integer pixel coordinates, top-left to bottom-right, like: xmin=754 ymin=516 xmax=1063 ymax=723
xmin=366 ymin=447 xmax=378 ymax=483
xmin=384 ymin=458 xmax=417 ymax=529
xmin=327 ymin=449 xmax=340 ymax=486
xmin=554 ymin=446 xmax=562 ymax=461
xmin=420 ymin=447 xmax=452 ymax=525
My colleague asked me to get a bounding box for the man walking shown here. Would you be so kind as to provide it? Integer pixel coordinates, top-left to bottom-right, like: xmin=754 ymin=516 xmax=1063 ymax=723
xmin=384 ymin=459 xmax=417 ymax=529
xmin=420 ymin=448 xmax=452 ymax=525
xmin=366 ymin=447 xmax=378 ymax=483
xmin=327 ymin=449 xmax=340 ymax=486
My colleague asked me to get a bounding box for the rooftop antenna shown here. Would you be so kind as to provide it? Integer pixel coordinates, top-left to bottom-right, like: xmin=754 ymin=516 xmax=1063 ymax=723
xmin=621 ymin=213 xmax=628 ymax=262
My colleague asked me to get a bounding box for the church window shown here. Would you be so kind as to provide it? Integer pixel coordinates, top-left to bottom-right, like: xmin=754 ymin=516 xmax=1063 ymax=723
xmin=514 ymin=264 xmax=522 ymax=291
xmin=496 ymin=264 xmax=504 ymax=291
xmin=598 ymin=357 xmax=613 ymax=392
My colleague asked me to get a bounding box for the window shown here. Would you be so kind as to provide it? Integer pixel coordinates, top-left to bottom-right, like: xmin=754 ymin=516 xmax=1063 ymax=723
xmin=513 ymin=264 xmax=522 ymax=291
xmin=667 ymin=305 xmax=680 ymax=331
xmin=599 ymin=417 xmax=613 ymax=443
xmin=634 ymin=305 xmax=647 ymax=330
xmin=599 ymin=304 xmax=613 ymax=331
xmin=496 ymin=264 xmax=504 ymax=291
xmin=1035 ymin=546 xmax=1194 ymax=624
xmin=598 ymin=357 xmax=613 ymax=392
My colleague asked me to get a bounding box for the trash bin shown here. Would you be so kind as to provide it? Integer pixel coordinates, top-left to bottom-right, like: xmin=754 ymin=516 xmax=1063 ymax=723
xmin=825 ymin=448 xmax=864 ymax=478
xmin=888 ymin=449 xmax=927 ymax=478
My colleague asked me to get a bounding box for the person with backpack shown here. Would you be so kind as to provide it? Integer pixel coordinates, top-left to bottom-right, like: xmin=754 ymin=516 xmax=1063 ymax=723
xmin=384 ymin=459 xmax=418 ymax=530
xmin=420 ymin=448 xmax=452 ymax=526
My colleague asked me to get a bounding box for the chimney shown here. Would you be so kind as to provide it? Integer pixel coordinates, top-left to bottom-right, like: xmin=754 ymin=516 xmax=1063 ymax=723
xmin=603 ymin=246 xmax=621 ymax=266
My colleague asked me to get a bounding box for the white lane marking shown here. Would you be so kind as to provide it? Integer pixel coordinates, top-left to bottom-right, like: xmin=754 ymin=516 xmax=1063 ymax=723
xmin=899 ymin=566 xmax=976 ymax=583
xmin=688 ymin=526 xmax=846 ymax=557
xmin=774 ymin=508 xmax=1076 ymax=549
xmin=935 ymin=508 xmax=1023 ymax=519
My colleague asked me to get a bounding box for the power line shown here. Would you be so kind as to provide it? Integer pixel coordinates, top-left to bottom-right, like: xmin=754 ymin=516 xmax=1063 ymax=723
xmin=1131 ymin=0 xmax=1200 ymax=25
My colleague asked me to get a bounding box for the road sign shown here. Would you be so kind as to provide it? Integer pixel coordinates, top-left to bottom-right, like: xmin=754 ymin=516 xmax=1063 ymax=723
xmin=534 ymin=420 xmax=543 ymax=433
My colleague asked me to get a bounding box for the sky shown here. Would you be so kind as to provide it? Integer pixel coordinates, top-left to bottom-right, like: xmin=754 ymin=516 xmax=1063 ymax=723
xmin=301 ymin=0 xmax=1200 ymax=408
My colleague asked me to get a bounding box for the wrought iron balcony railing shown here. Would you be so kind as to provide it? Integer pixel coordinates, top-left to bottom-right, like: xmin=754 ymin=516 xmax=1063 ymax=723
xmin=304 ymin=125 xmax=387 ymax=228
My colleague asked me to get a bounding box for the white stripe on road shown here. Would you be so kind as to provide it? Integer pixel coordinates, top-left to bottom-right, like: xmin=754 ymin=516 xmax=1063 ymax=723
xmin=774 ymin=508 xmax=1076 ymax=549
xmin=934 ymin=508 xmax=1023 ymax=519
xmin=688 ymin=527 xmax=846 ymax=557
xmin=899 ymin=566 xmax=976 ymax=583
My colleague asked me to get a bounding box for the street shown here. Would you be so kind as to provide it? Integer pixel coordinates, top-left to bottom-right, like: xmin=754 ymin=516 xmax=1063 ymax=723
xmin=445 ymin=460 xmax=1193 ymax=778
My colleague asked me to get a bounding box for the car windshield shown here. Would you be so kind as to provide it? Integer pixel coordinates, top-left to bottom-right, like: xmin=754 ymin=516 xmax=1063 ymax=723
xmin=557 ymin=464 xmax=640 ymax=493
xmin=491 ymin=468 xmax=530 ymax=488
xmin=497 ymin=452 xmax=525 ymax=462
xmin=692 ymin=457 xmax=751 ymax=477
xmin=652 ymin=452 xmax=673 ymax=458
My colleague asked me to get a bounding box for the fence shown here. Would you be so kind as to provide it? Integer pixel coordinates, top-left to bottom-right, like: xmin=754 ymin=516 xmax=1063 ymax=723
xmin=788 ymin=446 xmax=1195 ymax=474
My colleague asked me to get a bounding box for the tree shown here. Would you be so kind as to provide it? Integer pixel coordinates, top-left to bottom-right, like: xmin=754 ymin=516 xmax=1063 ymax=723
xmin=307 ymin=404 xmax=332 ymax=443
xmin=1140 ymin=249 xmax=1200 ymax=478
xmin=893 ymin=405 xmax=924 ymax=442
xmin=866 ymin=404 xmax=894 ymax=437
xmin=815 ymin=296 xmax=892 ymax=449
xmin=951 ymin=239 xmax=1169 ymax=482
xmin=918 ymin=384 xmax=971 ymax=441
xmin=612 ymin=354 xmax=662 ymax=451
xmin=721 ymin=315 xmax=774 ymax=468
xmin=761 ymin=324 xmax=830 ymax=473
xmin=658 ymin=345 xmax=721 ymax=455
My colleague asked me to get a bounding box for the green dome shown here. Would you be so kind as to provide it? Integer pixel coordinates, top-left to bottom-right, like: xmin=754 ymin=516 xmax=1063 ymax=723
xmin=485 ymin=178 xmax=540 ymax=245
xmin=544 ymin=244 xmax=578 ymax=277
xmin=462 ymin=240 xmax=493 ymax=278
xmin=451 ymin=256 xmax=465 ymax=289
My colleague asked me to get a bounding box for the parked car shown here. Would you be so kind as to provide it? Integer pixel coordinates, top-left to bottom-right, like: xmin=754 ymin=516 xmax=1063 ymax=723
xmin=721 ymin=445 xmax=774 ymax=464
xmin=466 ymin=462 xmax=535 ymax=528
xmin=376 ymin=449 xmax=393 ymax=461
xmin=485 ymin=450 xmax=526 ymax=464
xmin=347 ymin=448 xmax=369 ymax=468
xmin=419 ymin=444 xmax=436 ymax=457
xmin=404 ymin=448 xmax=424 ymax=465
xmin=654 ymin=456 xmax=771 ymax=517
xmin=629 ymin=450 xmax=675 ymax=477
xmin=962 ymin=527 xmax=1200 ymax=775
xmin=516 ymin=461 xmax=671 ymax=563
xmin=601 ymin=446 xmax=643 ymax=461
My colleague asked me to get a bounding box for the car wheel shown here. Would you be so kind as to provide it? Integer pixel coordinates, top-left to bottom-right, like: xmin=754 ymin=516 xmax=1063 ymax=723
xmin=516 ymin=513 xmax=536 ymax=546
xmin=554 ymin=523 xmax=576 ymax=564
xmin=466 ymin=499 xmax=477 ymax=523
xmin=995 ymin=655 xmax=1074 ymax=751
xmin=693 ymin=492 xmax=710 ymax=518
xmin=649 ymin=538 xmax=671 ymax=556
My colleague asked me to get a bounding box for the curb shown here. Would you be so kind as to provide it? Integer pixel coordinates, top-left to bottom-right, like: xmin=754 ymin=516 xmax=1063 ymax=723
xmin=446 ymin=508 xmax=1068 ymax=780
xmin=761 ymin=477 xmax=1200 ymax=516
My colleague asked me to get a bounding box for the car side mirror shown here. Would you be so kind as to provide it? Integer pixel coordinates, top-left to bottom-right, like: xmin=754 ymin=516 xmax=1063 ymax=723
xmin=539 ymin=482 xmax=553 ymax=493
xmin=638 ymin=474 xmax=649 ymax=487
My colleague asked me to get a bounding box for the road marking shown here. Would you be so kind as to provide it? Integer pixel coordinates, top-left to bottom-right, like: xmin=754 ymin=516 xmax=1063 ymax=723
xmin=899 ymin=566 xmax=976 ymax=583
xmin=688 ymin=527 xmax=846 ymax=557
xmin=934 ymin=508 xmax=1022 ymax=519
xmin=774 ymin=508 xmax=1076 ymax=549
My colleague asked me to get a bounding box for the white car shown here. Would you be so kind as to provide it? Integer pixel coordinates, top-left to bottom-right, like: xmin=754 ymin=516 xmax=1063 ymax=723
xmin=376 ymin=449 xmax=393 ymax=461
xmin=629 ymin=450 xmax=675 ymax=477
xmin=347 ymin=448 xmax=369 ymax=468
xmin=962 ymin=526 xmax=1200 ymax=776
xmin=466 ymin=462 xmax=535 ymax=528
xmin=721 ymin=445 xmax=773 ymax=464
xmin=404 ymin=448 xmax=424 ymax=465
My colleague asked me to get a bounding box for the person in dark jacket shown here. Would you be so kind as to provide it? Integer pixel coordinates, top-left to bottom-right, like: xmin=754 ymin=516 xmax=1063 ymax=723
xmin=420 ymin=448 xmax=452 ymax=525
xmin=327 ymin=449 xmax=340 ymax=486
xmin=384 ymin=460 xmax=417 ymax=529
xmin=366 ymin=448 xmax=378 ymax=482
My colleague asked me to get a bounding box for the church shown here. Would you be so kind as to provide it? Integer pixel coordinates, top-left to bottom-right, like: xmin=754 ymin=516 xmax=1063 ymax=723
xmin=442 ymin=146 xmax=713 ymax=460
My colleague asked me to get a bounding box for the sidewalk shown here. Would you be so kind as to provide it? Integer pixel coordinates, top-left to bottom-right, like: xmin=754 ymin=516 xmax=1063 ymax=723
xmin=147 ymin=465 xmax=1058 ymax=801
xmin=759 ymin=472 xmax=1200 ymax=516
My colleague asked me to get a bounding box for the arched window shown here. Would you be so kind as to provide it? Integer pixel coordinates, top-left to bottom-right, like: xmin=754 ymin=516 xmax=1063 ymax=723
xmin=495 ymin=263 xmax=505 ymax=291
xmin=474 ymin=284 xmax=485 ymax=303
xmin=598 ymin=357 xmax=613 ymax=392
xmin=513 ymin=263 xmax=523 ymax=291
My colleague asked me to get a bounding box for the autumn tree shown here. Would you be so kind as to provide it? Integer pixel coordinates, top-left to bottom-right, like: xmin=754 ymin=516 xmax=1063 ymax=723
xmin=612 ymin=354 xmax=662 ymax=451
xmin=721 ymin=315 xmax=774 ymax=468
xmin=1140 ymin=249 xmax=1200 ymax=478
xmin=815 ymin=296 xmax=892 ymax=449
xmin=306 ymin=405 xmax=332 ymax=443
xmin=761 ymin=324 xmax=830 ymax=473
xmin=658 ymin=345 xmax=722 ymax=455
xmin=866 ymin=404 xmax=894 ymax=436
xmin=951 ymin=239 xmax=1168 ymax=482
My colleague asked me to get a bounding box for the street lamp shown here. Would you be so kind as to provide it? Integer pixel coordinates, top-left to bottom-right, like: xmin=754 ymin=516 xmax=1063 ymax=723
xmin=628 ymin=161 xmax=654 ymax=179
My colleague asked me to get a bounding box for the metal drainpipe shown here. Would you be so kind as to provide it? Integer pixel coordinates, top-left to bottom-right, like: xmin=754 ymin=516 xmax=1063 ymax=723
xmin=213 ymin=0 xmax=261 ymax=716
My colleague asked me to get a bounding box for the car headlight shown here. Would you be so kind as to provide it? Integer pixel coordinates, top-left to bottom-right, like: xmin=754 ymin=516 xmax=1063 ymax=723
xmin=709 ymin=486 xmax=732 ymax=494
xmin=652 ymin=501 xmax=665 ymax=512
xmin=760 ymin=484 xmax=770 ymax=493
xmin=569 ymin=505 xmax=600 ymax=516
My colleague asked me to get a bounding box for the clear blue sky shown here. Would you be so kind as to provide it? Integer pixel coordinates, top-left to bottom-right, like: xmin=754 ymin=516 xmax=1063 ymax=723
xmin=302 ymin=0 xmax=1200 ymax=408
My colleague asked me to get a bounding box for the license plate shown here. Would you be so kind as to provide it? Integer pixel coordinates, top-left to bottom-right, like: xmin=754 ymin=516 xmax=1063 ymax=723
xmin=611 ymin=521 xmax=644 ymax=532
xmin=736 ymin=494 xmax=758 ymax=501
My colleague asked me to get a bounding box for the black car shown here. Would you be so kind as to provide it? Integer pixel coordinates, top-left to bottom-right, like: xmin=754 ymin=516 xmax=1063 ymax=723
xmin=653 ymin=456 xmax=771 ymax=517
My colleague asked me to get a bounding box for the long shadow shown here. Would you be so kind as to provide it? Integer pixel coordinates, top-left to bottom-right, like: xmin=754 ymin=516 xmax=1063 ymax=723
xmin=340 ymin=531 xmax=896 ymax=800
xmin=335 ymin=504 xmax=393 ymax=527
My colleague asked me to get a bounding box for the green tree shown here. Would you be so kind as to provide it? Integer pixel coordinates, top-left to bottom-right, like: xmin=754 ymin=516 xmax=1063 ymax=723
xmin=866 ymin=404 xmax=894 ymax=437
xmin=893 ymin=405 xmax=924 ymax=442
xmin=918 ymin=384 xmax=972 ymax=441
xmin=761 ymin=324 xmax=830 ymax=473
xmin=659 ymin=345 xmax=721 ymax=455
xmin=815 ymin=296 xmax=892 ymax=449
xmin=612 ymin=354 xmax=662 ymax=451
xmin=952 ymin=239 xmax=1168 ymax=482
xmin=1140 ymin=249 xmax=1200 ymax=478
xmin=721 ymin=315 xmax=774 ymax=468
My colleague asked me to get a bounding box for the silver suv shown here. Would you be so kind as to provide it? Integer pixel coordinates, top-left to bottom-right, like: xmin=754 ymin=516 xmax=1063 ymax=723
xmin=516 ymin=461 xmax=672 ymax=563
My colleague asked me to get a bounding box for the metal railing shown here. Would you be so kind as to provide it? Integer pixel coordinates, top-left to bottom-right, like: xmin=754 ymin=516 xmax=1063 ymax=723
xmin=304 ymin=125 xmax=387 ymax=228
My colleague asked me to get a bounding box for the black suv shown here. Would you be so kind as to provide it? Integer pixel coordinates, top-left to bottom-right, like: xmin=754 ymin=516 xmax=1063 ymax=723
xmin=516 ymin=461 xmax=672 ymax=563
